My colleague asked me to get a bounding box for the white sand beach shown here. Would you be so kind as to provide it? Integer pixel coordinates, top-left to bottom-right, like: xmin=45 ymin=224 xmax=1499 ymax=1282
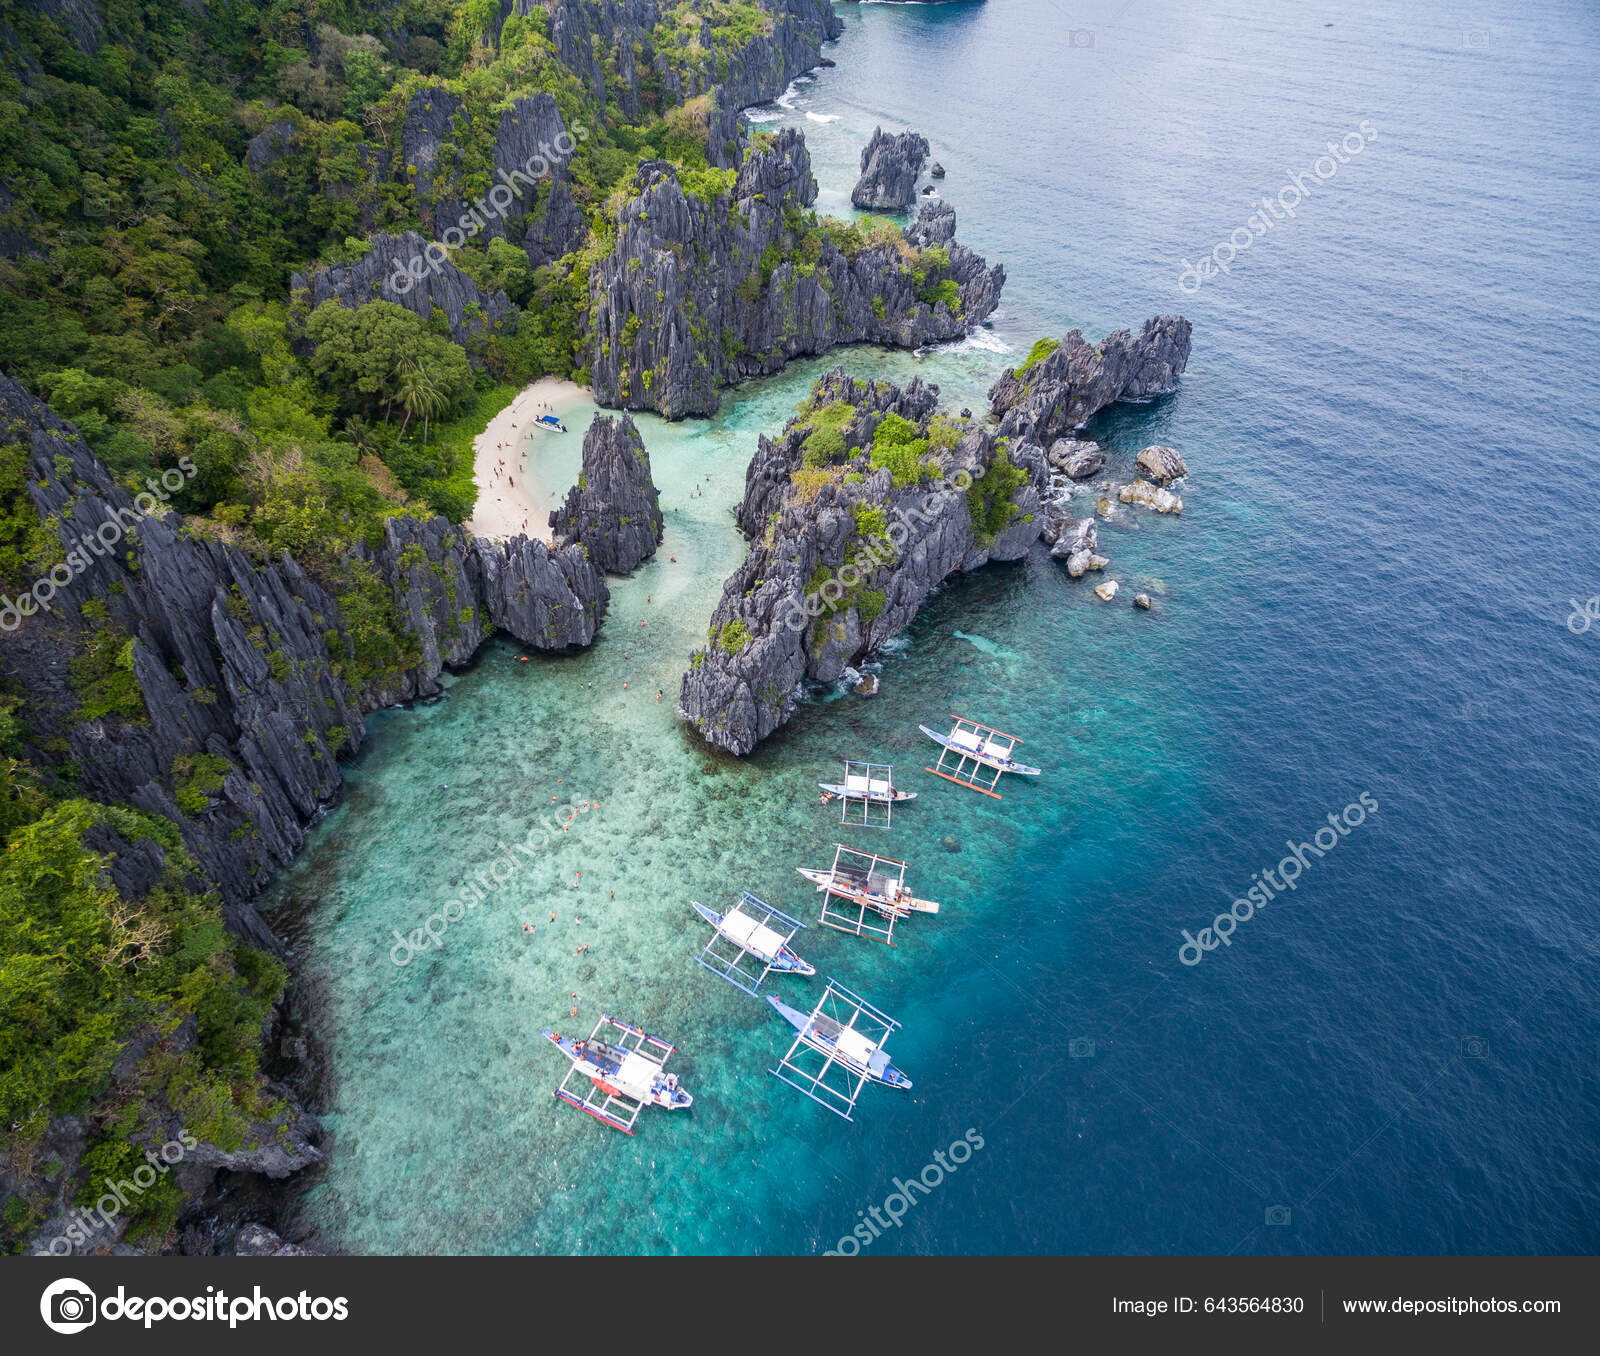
xmin=462 ymin=377 xmax=592 ymax=543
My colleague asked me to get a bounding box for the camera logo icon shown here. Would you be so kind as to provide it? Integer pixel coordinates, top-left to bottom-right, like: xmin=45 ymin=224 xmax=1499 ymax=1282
xmin=1069 ymin=29 xmax=1095 ymax=49
xmin=1068 ymin=1037 xmax=1096 ymax=1059
xmin=1265 ymin=1205 xmax=1292 ymax=1226
xmin=1462 ymin=1035 xmax=1489 ymax=1059
xmin=41 ymin=1278 xmax=97 ymax=1334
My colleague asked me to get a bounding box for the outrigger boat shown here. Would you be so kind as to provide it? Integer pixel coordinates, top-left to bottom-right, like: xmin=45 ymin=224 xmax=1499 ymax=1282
xmin=800 ymin=844 xmax=939 ymax=946
xmin=543 ymin=1014 xmax=690 ymax=1134
xmin=691 ymin=893 xmax=814 ymax=995
xmin=768 ymin=980 xmax=910 ymax=1120
xmin=818 ymin=759 xmax=915 ymax=829
xmin=921 ymin=714 xmax=1041 ymax=798
xmin=533 ymin=412 xmax=567 ymax=432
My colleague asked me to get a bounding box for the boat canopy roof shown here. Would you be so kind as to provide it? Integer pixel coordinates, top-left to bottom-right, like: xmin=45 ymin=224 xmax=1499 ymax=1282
xmin=833 ymin=1025 xmax=877 ymax=1066
xmin=720 ymin=907 xmax=786 ymax=960
xmin=845 ymin=773 xmax=892 ymax=795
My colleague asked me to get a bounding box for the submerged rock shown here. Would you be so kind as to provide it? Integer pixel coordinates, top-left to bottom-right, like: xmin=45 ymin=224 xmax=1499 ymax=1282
xmin=1117 ymin=480 xmax=1183 ymax=514
xmin=1135 ymin=444 xmax=1188 ymax=483
xmin=851 ymin=127 xmax=931 ymax=211
xmin=989 ymin=316 xmax=1193 ymax=446
xmin=550 ymin=414 xmax=664 ymax=574
xmin=1095 ymin=579 xmax=1120 ymax=602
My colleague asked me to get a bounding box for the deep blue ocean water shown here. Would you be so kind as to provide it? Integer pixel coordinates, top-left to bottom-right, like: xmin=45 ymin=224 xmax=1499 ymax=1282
xmin=267 ymin=0 xmax=1600 ymax=1254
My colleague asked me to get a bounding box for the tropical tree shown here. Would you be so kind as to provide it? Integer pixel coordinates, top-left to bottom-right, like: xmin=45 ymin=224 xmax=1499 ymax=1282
xmin=395 ymin=360 xmax=450 ymax=444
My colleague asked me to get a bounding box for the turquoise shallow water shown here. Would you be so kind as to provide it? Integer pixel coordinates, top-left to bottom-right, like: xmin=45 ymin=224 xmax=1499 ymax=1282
xmin=268 ymin=0 xmax=1600 ymax=1254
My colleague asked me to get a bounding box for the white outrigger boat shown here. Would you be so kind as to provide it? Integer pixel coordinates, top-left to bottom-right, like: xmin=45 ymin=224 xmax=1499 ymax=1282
xmin=543 ymin=1014 xmax=691 ymax=1134
xmin=799 ymin=844 xmax=939 ymax=945
xmin=532 ymin=412 xmax=567 ymax=433
xmin=818 ymin=759 xmax=915 ymax=829
xmin=768 ymin=980 xmax=911 ymax=1120
xmin=691 ymin=893 xmax=814 ymax=995
xmin=921 ymin=713 xmax=1041 ymax=798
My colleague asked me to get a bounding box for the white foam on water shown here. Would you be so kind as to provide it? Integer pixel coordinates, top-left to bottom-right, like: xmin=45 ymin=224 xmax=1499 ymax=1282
xmin=805 ymin=111 xmax=840 ymax=124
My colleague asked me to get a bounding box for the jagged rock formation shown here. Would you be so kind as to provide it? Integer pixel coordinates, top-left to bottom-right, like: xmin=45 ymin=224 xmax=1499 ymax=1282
xmin=1048 ymin=438 xmax=1105 ymax=480
xmin=0 ymin=375 xmax=607 ymax=913
xmin=1118 ymin=480 xmax=1183 ymax=514
xmin=589 ymin=130 xmax=1005 ymax=417
xmin=989 ymin=316 xmax=1193 ymax=445
xmin=245 ymin=121 xmax=299 ymax=174
xmin=1135 ymin=444 xmax=1188 ymax=482
xmin=851 ymin=127 xmax=930 ymax=211
xmin=550 ymin=414 xmax=664 ymax=574
xmin=679 ymin=369 xmax=1046 ymax=754
xmin=290 ymin=231 xmax=513 ymax=350
xmin=540 ymin=0 xmax=843 ymax=120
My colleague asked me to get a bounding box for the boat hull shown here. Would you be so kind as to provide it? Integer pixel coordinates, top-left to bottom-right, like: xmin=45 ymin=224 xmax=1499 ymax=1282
xmin=818 ymin=782 xmax=917 ymax=803
xmin=796 ymin=867 xmax=940 ymax=916
xmin=918 ymin=724 xmax=1041 ymax=776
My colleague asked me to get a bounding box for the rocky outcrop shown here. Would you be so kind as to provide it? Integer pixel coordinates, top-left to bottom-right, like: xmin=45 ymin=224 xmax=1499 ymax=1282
xmin=851 ymin=128 xmax=930 ymax=211
xmin=1048 ymin=515 xmax=1097 ymax=560
xmin=679 ymin=369 xmax=1046 ymax=754
xmin=1135 ymin=444 xmax=1188 ymax=482
xmin=550 ymin=415 xmax=664 ymax=574
xmin=0 ymin=374 xmax=607 ymax=911
xmin=470 ymin=533 xmax=609 ymax=647
xmin=290 ymin=231 xmax=513 ymax=350
xmin=589 ymin=130 xmax=1004 ymax=417
xmin=234 ymin=1223 xmax=321 ymax=1257
xmin=246 ymin=121 xmax=299 ymax=174
xmin=1118 ymin=479 xmax=1183 ymax=514
xmin=1048 ymin=438 xmax=1105 ymax=480
xmin=540 ymin=0 xmax=842 ymax=122
xmin=989 ymin=316 xmax=1193 ymax=445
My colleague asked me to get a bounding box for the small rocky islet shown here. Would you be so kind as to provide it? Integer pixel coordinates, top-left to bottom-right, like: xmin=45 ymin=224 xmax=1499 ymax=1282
xmin=678 ymin=313 xmax=1192 ymax=755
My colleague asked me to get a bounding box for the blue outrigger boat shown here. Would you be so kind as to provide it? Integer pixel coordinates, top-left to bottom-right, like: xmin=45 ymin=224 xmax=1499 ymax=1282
xmin=768 ymin=981 xmax=911 ymax=1119
xmin=691 ymin=897 xmax=815 ymax=987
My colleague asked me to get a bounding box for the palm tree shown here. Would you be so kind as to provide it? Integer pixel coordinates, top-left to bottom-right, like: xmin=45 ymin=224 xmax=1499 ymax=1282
xmin=395 ymin=359 xmax=450 ymax=444
xmin=335 ymin=415 xmax=377 ymax=459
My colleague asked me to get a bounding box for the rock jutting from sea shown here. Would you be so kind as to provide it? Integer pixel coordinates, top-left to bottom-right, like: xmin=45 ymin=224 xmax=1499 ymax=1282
xmin=678 ymin=368 xmax=1047 ymax=755
xmin=679 ymin=313 xmax=1197 ymax=755
xmin=588 ymin=128 xmax=1004 ymax=418
xmin=550 ymin=414 xmax=665 ymax=574
xmin=988 ymin=316 xmax=1193 ymax=445
xmin=851 ymin=127 xmax=931 ymax=211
